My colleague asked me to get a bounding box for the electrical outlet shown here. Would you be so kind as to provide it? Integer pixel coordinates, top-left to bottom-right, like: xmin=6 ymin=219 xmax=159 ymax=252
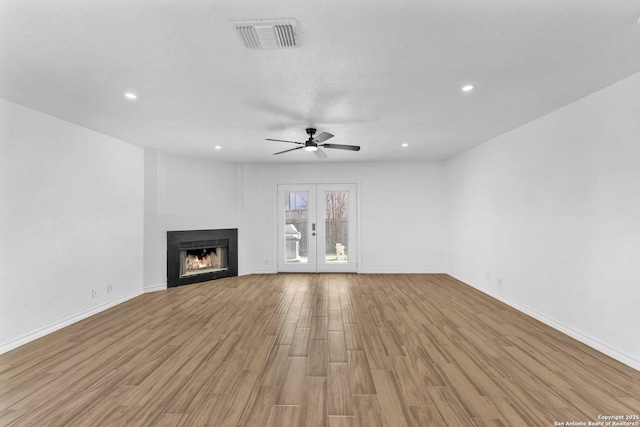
xmin=92 ymin=288 xmax=98 ymax=299
xmin=264 ymin=258 xmax=270 ymax=266
xmin=497 ymin=278 xmax=503 ymax=289
xmin=107 ymin=284 xmax=113 ymax=293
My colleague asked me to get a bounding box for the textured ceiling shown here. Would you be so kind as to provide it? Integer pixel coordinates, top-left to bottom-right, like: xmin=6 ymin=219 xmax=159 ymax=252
xmin=1 ymin=0 xmax=640 ymax=163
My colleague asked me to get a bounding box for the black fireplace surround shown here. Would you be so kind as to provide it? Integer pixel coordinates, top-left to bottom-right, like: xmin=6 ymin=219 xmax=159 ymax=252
xmin=167 ymin=229 xmax=238 ymax=288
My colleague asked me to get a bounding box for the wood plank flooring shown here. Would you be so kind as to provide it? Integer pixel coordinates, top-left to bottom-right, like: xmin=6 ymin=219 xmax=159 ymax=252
xmin=1 ymin=274 xmax=639 ymax=426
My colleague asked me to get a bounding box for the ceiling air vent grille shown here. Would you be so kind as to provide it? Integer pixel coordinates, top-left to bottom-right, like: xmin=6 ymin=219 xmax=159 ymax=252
xmin=229 ymin=19 xmax=298 ymax=49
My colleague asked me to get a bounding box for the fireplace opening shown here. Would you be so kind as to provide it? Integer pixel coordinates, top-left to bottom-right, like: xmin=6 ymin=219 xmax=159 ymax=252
xmin=180 ymin=246 xmax=228 ymax=278
xmin=167 ymin=229 xmax=238 ymax=288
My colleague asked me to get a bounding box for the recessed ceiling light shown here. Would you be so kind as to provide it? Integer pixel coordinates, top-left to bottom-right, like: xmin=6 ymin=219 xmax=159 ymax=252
xmin=402 ymin=143 xmax=409 ymax=147
xmin=124 ymin=93 xmax=137 ymax=99
xmin=462 ymin=85 xmax=474 ymax=92
xmin=214 ymin=145 xmax=222 ymax=150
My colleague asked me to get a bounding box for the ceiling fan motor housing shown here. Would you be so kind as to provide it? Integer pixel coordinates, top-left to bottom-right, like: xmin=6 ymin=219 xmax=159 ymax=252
xmin=305 ymin=128 xmax=318 ymax=150
xmin=268 ymin=128 xmax=359 ymax=156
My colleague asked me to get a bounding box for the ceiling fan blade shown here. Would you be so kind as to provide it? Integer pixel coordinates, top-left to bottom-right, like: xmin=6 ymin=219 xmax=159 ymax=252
xmin=313 ymin=132 xmax=334 ymax=143
xmin=321 ymin=143 xmax=361 ymax=151
xmin=273 ymin=146 xmax=304 ymax=155
xmin=314 ymin=148 xmax=328 ymax=159
xmin=266 ymin=138 xmax=304 ymax=145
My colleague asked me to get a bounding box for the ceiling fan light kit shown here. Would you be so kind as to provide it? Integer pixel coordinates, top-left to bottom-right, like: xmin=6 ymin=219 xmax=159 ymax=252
xmin=267 ymin=128 xmax=361 ymax=158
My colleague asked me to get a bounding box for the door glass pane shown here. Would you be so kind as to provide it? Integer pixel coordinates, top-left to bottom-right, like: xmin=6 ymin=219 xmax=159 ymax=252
xmin=284 ymin=191 xmax=308 ymax=263
xmin=324 ymin=191 xmax=348 ymax=263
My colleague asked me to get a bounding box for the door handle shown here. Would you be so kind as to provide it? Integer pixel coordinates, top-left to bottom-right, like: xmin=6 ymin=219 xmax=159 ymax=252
xmin=312 ymin=223 xmax=316 ymax=236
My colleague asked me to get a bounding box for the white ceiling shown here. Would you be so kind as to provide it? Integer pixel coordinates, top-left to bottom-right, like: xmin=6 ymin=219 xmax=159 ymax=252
xmin=2 ymin=0 xmax=640 ymax=163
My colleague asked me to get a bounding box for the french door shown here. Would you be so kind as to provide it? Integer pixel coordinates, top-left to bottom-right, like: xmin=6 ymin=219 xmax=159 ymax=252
xmin=277 ymin=183 xmax=357 ymax=273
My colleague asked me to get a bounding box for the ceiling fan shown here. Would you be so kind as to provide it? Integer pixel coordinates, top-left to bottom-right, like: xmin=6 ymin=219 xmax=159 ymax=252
xmin=267 ymin=128 xmax=361 ymax=159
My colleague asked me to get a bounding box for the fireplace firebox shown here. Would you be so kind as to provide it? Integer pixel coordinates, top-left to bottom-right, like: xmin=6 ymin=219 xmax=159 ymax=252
xmin=167 ymin=229 xmax=238 ymax=287
xmin=181 ymin=246 xmax=228 ymax=277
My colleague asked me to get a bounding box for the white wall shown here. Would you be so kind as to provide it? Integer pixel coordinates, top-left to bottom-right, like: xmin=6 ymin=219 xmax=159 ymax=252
xmin=0 ymin=99 xmax=144 ymax=352
xmin=242 ymin=161 xmax=448 ymax=274
xmin=143 ymin=150 xmax=245 ymax=290
xmin=446 ymin=72 xmax=640 ymax=369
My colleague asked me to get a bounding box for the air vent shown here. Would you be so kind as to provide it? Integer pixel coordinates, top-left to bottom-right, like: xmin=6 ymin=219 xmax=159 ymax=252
xmin=229 ymin=19 xmax=298 ymax=49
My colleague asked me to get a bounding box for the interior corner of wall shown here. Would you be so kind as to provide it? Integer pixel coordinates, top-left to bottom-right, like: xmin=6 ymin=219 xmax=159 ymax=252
xmin=155 ymin=151 xmax=166 ymax=216
xmin=235 ymin=162 xmax=245 ymax=210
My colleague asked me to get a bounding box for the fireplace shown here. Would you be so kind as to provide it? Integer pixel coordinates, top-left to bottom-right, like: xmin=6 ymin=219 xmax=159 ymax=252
xmin=167 ymin=229 xmax=238 ymax=287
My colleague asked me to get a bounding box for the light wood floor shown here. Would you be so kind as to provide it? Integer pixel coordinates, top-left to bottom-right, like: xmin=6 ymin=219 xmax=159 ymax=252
xmin=1 ymin=274 xmax=639 ymax=426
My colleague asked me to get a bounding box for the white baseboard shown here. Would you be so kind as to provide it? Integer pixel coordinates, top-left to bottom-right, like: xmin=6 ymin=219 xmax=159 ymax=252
xmin=239 ymin=269 xmax=276 ymax=276
xmin=0 ymin=289 xmax=144 ymax=355
xmin=360 ymin=268 xmax=447 ymax=274
xmin=447 ymin=271 xmax=640 ymax=372
xmin=239 ymin=269 xmax=446 ymax=275
xmin=144 ymin=283 xmax=167 ymax=293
